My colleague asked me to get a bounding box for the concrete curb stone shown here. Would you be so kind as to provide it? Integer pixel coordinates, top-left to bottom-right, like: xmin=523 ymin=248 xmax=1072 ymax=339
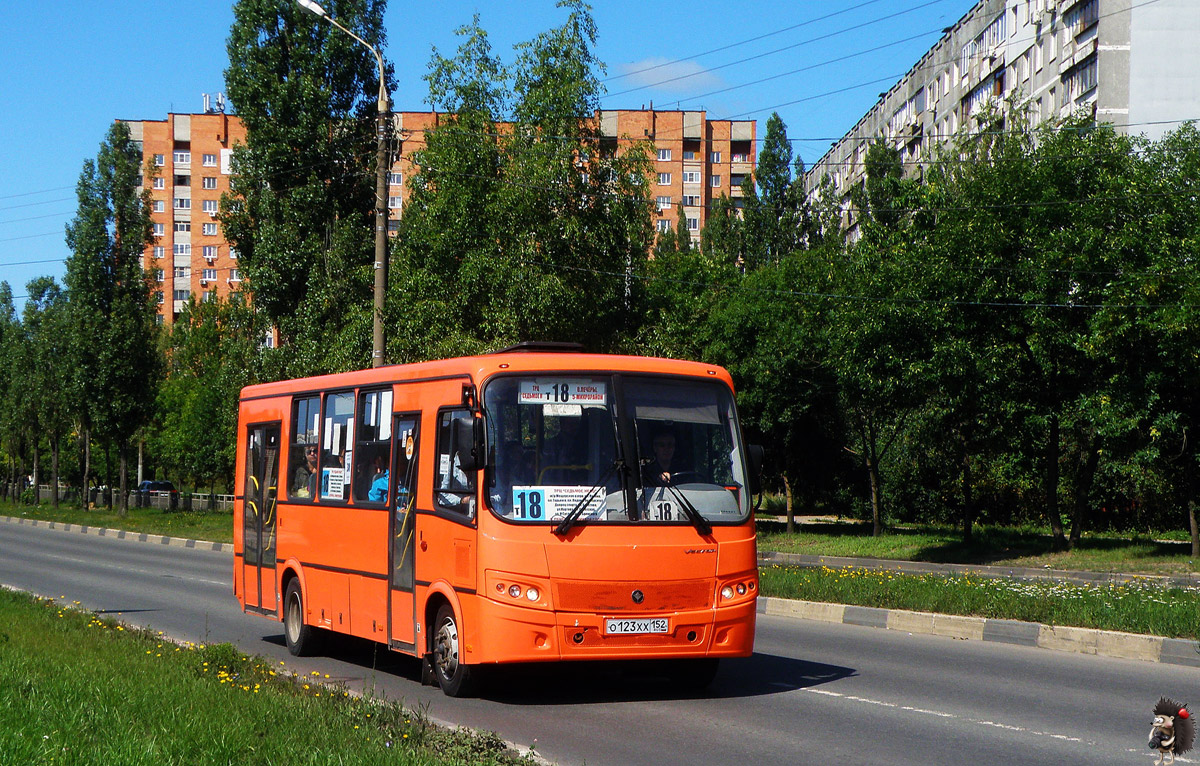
xmin=759 ymin=595 xmax=1194 ymax=666
xmin=1 ymin=514 xmax=233 ymax=554
xmin=7 ymin=513 xmax=1197 ymax=668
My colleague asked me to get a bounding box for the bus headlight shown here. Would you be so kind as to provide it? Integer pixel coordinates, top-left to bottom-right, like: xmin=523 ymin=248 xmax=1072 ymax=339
xmin=508 ymin=584 xmax=523 ymax=599
xmin=526 ymin=587 xmax=540 ymax=602
xmin=721 ymin=586 xmax=735 ymax=600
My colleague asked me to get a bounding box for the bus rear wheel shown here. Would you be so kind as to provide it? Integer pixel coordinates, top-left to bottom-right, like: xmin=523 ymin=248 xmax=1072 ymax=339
xmin=432 ymin=604 xmax=476 ymax=697
xmin=284 ymin=579 xmax=321 ymax=657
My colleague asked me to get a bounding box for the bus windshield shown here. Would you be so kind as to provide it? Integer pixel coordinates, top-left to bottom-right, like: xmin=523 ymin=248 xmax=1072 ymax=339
xmin=484 ymin=375 xmax=750 ymax=526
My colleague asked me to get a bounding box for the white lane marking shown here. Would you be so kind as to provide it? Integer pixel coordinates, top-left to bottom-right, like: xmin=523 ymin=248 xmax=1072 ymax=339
xmin=806 ymin=688 xmax=1084 ymax=743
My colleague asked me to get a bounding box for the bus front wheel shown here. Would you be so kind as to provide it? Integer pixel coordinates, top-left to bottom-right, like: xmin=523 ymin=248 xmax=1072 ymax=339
xmin=432 ymin=604 xmax=476 ymax=697
xmin=284 ymin=579 xmax=320 ymax=657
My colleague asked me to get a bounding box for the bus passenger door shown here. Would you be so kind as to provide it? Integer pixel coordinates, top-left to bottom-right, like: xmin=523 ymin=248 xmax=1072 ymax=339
xmin=388 ymin=415 xmax=420 ymax=651
xmin=242 ymin=423 xmax=281 ymax=614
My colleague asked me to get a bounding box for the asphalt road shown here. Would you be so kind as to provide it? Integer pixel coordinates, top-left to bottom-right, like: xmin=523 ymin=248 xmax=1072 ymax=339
xmin=1 ymin=520 xmax=1194 ymax=766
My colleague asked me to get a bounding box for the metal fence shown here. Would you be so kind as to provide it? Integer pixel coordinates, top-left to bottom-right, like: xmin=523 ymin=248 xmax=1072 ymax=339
xmin=5 ymin=483 xmax=234 ymax=512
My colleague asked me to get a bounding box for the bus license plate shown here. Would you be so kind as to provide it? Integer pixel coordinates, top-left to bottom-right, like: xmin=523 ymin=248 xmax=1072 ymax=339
xmin=605 ymin=618 xmax=669 ymax=635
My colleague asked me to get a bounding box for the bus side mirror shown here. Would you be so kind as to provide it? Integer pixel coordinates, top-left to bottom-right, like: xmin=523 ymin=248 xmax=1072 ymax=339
xmin=748 ymin=444 xmax=764 ymax=496
xmin=453 ymin=416 xmax=483 ymax=473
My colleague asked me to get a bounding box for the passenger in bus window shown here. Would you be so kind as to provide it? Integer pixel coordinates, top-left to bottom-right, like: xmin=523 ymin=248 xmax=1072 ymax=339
xmin=292 ymin=445 xmax=318 ymax=499
xmin=368 ymin=454 xmax=389 ymax=502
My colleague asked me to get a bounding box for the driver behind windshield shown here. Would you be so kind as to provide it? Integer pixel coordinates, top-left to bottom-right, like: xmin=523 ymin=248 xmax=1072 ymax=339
xmin=643 ymin=428 xmax=686 ymax=487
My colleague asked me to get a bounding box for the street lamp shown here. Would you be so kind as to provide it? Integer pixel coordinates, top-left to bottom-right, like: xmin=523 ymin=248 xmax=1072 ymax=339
xmin=296 ymin=0 xmax=391 ymax=368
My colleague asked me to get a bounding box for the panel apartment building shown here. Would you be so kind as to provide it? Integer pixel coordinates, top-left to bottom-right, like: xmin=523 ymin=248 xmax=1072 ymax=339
xmin=124 ymin=105 xmax=755 ymax=326
xmin=804 ymin=0 xmax=1200 ymax=233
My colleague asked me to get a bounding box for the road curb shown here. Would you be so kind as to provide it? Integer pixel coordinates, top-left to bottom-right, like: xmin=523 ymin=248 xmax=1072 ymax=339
xmin=8 ymin=513 xmax=1197 ymax=668
xmin=0 ymin=514 xmax=234 ymax=554
xmin=757 ymin=595 xmax=1200 ymax=667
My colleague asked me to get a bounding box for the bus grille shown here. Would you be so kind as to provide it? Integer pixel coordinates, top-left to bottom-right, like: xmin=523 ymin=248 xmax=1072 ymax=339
xmin=554 ymin=579 xmax=712 ymax=612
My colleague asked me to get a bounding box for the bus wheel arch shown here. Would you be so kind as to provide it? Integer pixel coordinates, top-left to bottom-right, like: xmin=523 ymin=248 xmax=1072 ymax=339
xmin=423 ymin=589 xmax=476 ymax=697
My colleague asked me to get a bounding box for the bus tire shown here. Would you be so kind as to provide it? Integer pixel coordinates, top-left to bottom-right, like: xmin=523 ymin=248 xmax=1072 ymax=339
xmin=284 ymin=579 xmax=320 ymax=657
xmin=431 ymin=603 xmax=476 ymax=697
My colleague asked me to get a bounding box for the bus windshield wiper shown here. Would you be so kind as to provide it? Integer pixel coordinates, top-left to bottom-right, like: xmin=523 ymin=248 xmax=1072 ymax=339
xmin=662 ymin=482 xmax=712 ymax=536
xmin=554 ymin=460 xmax=621 ymax=536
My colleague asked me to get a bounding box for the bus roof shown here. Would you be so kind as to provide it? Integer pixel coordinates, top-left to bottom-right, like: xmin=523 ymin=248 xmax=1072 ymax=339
xmin=239 ymin=351 xmax=735 ymax=401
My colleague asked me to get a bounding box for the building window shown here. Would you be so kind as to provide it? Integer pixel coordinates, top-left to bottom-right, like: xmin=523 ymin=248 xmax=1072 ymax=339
xmin=731 ymin=152 xmax=750 ymax=163
xmin=229 ymin=269 xmax=241 ymax=282
xmin=203 ymin=154 xmax=217 ymax=167
xmin=682 ymin=171 xmax=701 ymax=184
xmin=202 ymin=223 xmax=218 ymax=236
xmin=656 ymin=195 xmax=672 ymax=211
xmin=388 ymin=195 xmax=402 ymax=209
xmin=173 ymin=151 xmax=191 ymax=165
xmin=174 ymin=197 xmax=190 ymax=210
xmin=174 ymin=221 xmax=190 ymax=233
xmin=730 ymin=173 xmax=745 ymax=188
xmin=657 ymin=172 xmax=672 ymax=185
xmin=387 ymin=172 xmax=403 ymax=185
xmin=657 ymin=148 xmax=671 ymax=161
xmin=173 ymin=289 xmax=191 ymax=302
xmin=682 ymin=195 xmax=701 ymax=207
xmin=153 ymin=223 xmax=165 ymax=236
xmin=683 ymin=150 xmax=696 ymax=161
xmin=686 ymin=217 xmax=699 ymax=231
xmin=202 ymin=176 xmax=217 ymax=190
xmin=710 ymin=175 xmax=722 ymax=187
xmin=155 ymin=291 xmax=164 ymax=305
xmin=388 ymin=219 xmax=400 ymax=233
xmin=1065 ymin=56 xmax=1098 ymax=102
xmin=153 ymin=246 xmax=164 ymax=259
xmin=202 ymin=291 xmax=214 ymax=303
xmin=154 ymin=270 xmax=165 ymax=282
xmin=201 ymin=268 xmax=217 ymax=282
xmin=153 ymin=154 xmax=165 ymax=167
xmin=229 ymin=248 xmax=238 ymax=260
xmin=202 ymin=199 xmax=218 ymax=214
xmin=203 ymin=245 xmax=218 ymax=259
xmin=153 ymin=177 xmax=165 ymax=190
xmin=174 ymin=266 xmax=190 ymax=279
xmin=152 ymin=200 xmax=165 ymax=213
xmin=709 ymin=151 xmax=721 ymax=163
xmin=173 ymin=244 xmax=191 ymax=257
xmin=656 ymin=219 xmax=671 ymax=233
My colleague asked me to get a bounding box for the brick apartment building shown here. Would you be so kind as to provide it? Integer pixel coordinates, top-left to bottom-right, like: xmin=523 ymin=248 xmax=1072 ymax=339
xmin=123 ymin=104 xmax=755 ymax=326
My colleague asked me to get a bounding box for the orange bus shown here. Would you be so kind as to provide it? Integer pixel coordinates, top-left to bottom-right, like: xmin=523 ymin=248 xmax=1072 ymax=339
xmin=233 ymin=343 xmax=761 ymax=696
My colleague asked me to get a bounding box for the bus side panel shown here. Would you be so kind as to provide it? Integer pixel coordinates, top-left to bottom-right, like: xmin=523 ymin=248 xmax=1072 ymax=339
xmin=350 ymin=574 xmax=388 ymax=642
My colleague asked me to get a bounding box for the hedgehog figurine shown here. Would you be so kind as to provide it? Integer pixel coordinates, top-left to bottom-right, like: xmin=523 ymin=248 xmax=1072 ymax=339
xmin=1150 ymin=697 xmax=1195 ymax=766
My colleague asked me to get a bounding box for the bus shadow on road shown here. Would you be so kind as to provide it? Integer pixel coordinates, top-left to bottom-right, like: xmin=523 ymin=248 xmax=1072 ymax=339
xmin=262 ymin=634 xmax=854 ymax=704
xmin=489 ymin=653 xmax=855 ymax=704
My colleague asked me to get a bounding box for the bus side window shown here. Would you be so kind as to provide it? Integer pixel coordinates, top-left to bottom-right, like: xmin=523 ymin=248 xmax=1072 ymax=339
xmin=320 ymin=392 xmax=355 ymax=502
xmin=289 ymin=396 xmax=320 ymax=501
xmin=435 ymin=409 xmax=477 ymax=518
xmin=354 ymin=388 xmax=393 ymax=504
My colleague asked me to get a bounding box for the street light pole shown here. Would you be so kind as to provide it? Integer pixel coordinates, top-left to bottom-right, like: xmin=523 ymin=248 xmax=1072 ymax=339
xmin=297 ymin=0 xmax=390 ymax=368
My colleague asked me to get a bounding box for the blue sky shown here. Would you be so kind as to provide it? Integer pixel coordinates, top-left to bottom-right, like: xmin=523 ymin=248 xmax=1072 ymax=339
xmin=0 ymin=0 xmax=977 ymax=298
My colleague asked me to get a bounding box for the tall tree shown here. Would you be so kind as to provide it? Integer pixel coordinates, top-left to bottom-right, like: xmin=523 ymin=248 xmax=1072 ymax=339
xmin=64 ymin=120 xmax=162 ymax=515
xmin=222 ymin=0 xmax=393 ymax=375
xmin=23 ymin=278 xmax=72 ymax=507
xmin=392 ymin=3 xmax=653 ymax=358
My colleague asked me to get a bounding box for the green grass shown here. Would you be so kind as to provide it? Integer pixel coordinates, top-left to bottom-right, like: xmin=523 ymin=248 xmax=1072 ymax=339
xmin=0 ymin=588 xmax=530 ymax=765
xmin=757 ymin=520 xmax=1200 ymax=575
xmin=759 ymin=564 xmax=1200 ymax=640
xmin=1 ymin=498 xmax=234 ymax=544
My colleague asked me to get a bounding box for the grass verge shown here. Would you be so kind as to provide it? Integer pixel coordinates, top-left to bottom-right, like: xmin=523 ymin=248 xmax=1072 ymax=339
xmin=0 ymin=498 xmax=233 ymax=545
xmin=0 ymin=587 xmax=531 ymax=766
xmin=760 ymin=564 xmax=1200 ymax=640
xmin=757 ymin=520 xmax=1200 ymax=576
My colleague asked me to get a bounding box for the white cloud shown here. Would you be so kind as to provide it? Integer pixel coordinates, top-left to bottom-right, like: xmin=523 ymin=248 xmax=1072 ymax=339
xmin=616 ymin=58 xmax=725 ymax=95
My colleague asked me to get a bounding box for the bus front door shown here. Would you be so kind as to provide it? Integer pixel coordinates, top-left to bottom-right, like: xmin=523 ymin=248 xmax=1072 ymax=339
xmin=242 ymin=423 xmax=281 ymax=614
xmin=388 ymin=415 xmax=420 ymax=651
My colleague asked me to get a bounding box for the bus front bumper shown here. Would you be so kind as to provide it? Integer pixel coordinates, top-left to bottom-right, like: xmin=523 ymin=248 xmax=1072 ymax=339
xmin=470 ymin=597 xmax=757 ymax=664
